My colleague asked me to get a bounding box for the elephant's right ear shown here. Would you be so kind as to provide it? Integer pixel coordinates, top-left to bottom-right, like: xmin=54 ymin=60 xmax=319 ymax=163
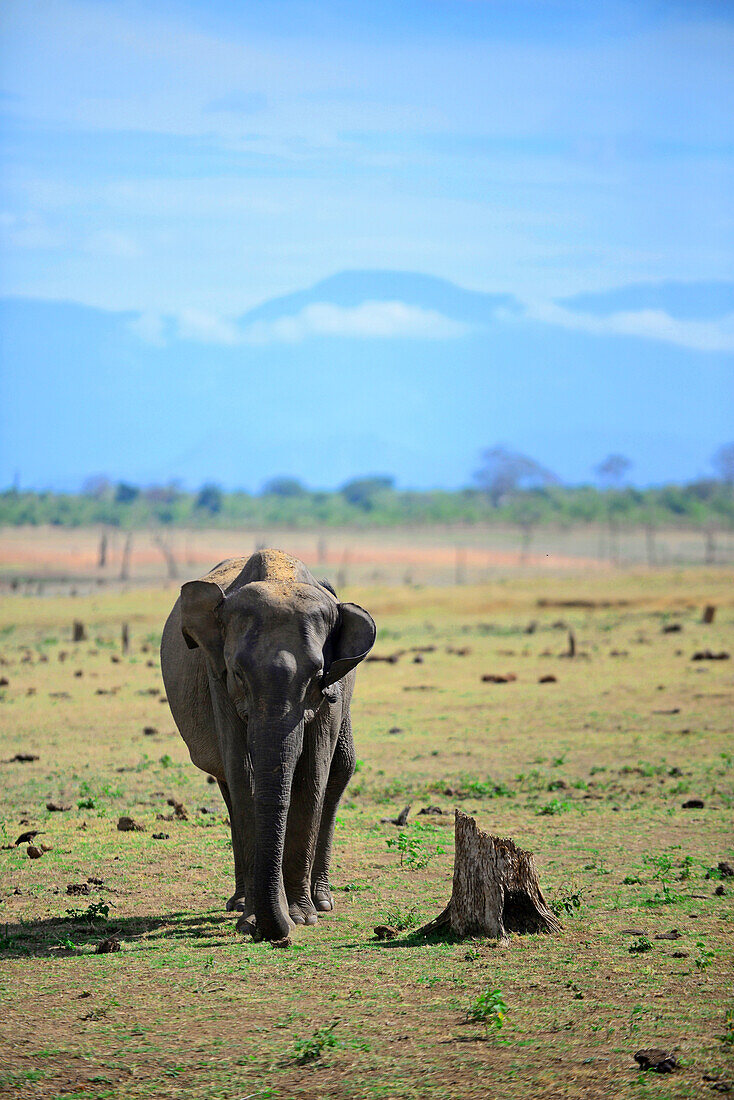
xmin=180 ymin=580 xmax=226 ymax=678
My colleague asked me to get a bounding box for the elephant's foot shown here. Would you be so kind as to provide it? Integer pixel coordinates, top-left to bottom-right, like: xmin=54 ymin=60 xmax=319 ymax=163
xmin=236 ymin=912 xmax=257 ymax=936
xmin=226 ymin=880 xmax=254 ymax=912
xmin=288 ymin=897 xmax=319 ymax=926
xmin=238 ymin=902 xmax=294 ymax=942
xmin=311 ymin=876 xmax=334 ymax=912
xmin=236 ymin=911 xmax=296 ymax=942
xmin=226 ymin=893 xmax=250 ymax=913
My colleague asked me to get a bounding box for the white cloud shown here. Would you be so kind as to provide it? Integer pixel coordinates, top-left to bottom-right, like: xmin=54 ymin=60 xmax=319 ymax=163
xmin=128 ymin=296 xmax=734 ymax=352
xmin=126 ymin=299 xmax=469 ymax=347
xmin=176 ymin=310 xmax=243 ymax=345
xmin=530 ymin=302 xmax=734 ymax=353
xmin=129 ymin=308 xmax=242 ymax=346
xmin=242 ymin=301 xmax=470 ymax=343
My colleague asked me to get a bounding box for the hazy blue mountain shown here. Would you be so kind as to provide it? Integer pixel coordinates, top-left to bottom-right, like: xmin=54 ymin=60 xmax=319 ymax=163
xmin=240 ymin=270 xmax=520 ymax=326
xmin=1 ymin=272 xmax=732 ymax=492
xmin=560 ymin=281 xmax=734 ymax=320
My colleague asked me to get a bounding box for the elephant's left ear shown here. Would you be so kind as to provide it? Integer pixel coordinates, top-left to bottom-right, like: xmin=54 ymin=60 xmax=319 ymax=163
xmin=322 ymin=603 xmax=376 ymax=689
xmin=180 ymin=579 xmax=226 ymax=678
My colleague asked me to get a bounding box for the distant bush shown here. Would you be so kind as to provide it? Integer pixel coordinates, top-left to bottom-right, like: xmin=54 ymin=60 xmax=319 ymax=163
xmin=261 ymin=476 xmax=307 ymax=497
xmin=0 ymin=479 xmax=732 ymax=530
xmin=195 ymin=484 xmax=223 ymax=514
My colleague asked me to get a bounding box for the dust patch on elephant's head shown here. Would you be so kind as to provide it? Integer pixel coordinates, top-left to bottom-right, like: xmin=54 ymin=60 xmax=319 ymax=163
xmin=257 ymin=549 xmax=307 ymax=603
xmin=259 ymin=549 xmax=299 ymax=586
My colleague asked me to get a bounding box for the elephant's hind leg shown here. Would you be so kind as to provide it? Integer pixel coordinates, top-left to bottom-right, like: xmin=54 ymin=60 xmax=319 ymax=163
xmin=218 ymin=779 xmax=254 ymax=916
xmin=311 ymin=713 xmax=356 ymax=913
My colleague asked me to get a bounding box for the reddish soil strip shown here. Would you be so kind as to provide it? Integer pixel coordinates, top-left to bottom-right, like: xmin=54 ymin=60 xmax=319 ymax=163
xmin=0 ymin=536 xmax=607 ymax=573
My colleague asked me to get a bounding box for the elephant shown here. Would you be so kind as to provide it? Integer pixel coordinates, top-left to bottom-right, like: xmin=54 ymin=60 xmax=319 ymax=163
xmin=160 ymin=548 xmax=376 ymax=942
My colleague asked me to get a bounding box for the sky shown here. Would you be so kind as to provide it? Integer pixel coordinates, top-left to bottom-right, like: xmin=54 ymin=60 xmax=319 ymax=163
xmin=0 ymin=0 xmax=732 ymax=490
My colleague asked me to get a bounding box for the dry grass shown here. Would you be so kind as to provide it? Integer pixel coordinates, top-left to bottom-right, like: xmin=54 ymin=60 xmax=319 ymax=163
xmin=0 ymin=568 xmax=733 ymax=1099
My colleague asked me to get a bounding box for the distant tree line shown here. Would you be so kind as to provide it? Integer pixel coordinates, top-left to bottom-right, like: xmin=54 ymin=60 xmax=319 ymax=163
xmin=1 ymin=445 xmax=731 ymax=531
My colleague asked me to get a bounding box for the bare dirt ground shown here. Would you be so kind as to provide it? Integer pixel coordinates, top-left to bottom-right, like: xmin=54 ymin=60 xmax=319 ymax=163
xmin=0 ymin=563 xmax=732 ymax=1099
xmin=2 ymin=523 xmax=732 ymax=596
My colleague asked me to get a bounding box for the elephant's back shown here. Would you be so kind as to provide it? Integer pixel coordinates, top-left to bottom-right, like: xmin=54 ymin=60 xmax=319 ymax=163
xmin=201 ymin=556 xmax=253 ymax=591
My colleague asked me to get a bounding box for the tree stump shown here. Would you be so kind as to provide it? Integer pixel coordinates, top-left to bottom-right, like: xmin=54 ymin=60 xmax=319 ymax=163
xmin=419 ymin=810 xmax=561 ymax=940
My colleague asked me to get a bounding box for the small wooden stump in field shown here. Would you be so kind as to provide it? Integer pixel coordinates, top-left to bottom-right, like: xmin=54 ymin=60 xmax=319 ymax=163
xmin=419 ymin=810 xmax=561 ymax=941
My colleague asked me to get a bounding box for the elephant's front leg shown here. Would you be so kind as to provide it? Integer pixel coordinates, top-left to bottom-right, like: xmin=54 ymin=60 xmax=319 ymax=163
xmin=209 ymin=684 xmax=260 ymax=929
xmin=282 ymin=722 xmax=331 ymax=926
xmin=311 ymin=713 xmax=356 ymax=913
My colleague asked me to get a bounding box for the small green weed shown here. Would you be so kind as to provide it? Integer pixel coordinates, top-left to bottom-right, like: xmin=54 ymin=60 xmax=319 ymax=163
xmin=629 ymin=936 xmax=653 ymax=954
xmin=99 ymin=783 xmax=123 ymax=798
xmin=460 ymin=778 xmax=515 ymax=798
xmin=538 ymin=798 xmax=570 ymax=816
xmin=642 ymin=854 xmax=676 ymax=905
xmin=383 ymin=903 xmax=420 ymax=931
xmin=65 ymin=901 xmax=110 ymax=923
xmin=465 ymin=989 xmax=507 ymax=1038
xmin=694 ymin=941 xmax=715 ymax=970
xmin=293 ymin=1021 xmax=342 ymax=1065
xmin=386 ymin=832 xmax=444 ymax=870
xmin=719 ymin=1007 xmax=734 ymax=1046
xmin=550 ymin=884 xmax=583 ymax=917
xmin=678 ymin=855 xmax=695 ymax=880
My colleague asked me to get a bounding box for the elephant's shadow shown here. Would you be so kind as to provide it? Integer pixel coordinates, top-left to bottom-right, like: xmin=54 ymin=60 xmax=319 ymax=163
xmin=3 ymin=914 xmax=465 ymax=959
xmin=0 ymin=910 xmax=236 ymax=959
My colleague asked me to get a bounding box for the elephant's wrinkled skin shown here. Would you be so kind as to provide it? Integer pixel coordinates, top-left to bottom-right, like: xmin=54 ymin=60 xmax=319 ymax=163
xmin=160 ymin=549 xmax=376 ymax=942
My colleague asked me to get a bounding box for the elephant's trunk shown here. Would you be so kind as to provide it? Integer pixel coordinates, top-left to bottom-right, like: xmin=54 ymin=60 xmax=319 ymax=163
xmin=249 ymin=711 xmax=304 ymax=941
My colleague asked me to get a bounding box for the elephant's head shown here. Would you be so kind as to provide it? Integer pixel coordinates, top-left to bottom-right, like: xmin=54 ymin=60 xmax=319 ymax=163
xmin=179 ymin=574 xmax=375 ymax=940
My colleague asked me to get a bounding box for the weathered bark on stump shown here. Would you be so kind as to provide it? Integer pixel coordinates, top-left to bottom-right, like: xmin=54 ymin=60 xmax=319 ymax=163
xmin=419 ymin=810 xmax=561 ymax=940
